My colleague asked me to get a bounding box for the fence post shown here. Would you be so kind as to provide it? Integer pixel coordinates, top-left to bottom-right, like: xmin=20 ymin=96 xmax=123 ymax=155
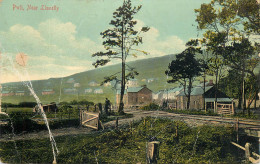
xmin=115 ymin=117 xmax=118 ymax=130
xmin=245 ymin=143 xmax=250 ymax=163
xmin=79 ymin=109 xmax=82 ymax=126
xmin=147 ymin=141 xmax=160 ymax=164
xmin=236 ymin=117 xmax=239 ymax=143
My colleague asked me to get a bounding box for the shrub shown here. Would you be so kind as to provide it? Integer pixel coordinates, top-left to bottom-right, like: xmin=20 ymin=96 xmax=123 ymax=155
xmin=140 ymin=103 xmax=160 ymax=111
xmin=18 ymin=102 xmax=37 ymax=108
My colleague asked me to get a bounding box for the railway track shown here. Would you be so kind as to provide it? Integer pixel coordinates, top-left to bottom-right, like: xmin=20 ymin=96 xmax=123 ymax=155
xmin=126 ymin=110 xmax=260 ymax=131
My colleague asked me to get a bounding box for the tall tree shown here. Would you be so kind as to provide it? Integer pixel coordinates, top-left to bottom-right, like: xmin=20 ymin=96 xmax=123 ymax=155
xmin=166 ymin=40 xmax=202 ymax=109
xmin=237 ymin=0 xmax=260 ymax=35
xmin=224 ymin=38 xmax=258 ymax=114
xmin=198 ymin=46 xmax=211 ymax=112
xmin=92 ymin=0 xmax=149 ymax=114
xmin=195 ymin=0 xmax=259 ymax=111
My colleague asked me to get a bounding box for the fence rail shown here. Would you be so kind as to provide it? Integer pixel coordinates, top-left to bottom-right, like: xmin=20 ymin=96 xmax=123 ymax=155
xmin=231 ymin=142 xmax=260 ymax=164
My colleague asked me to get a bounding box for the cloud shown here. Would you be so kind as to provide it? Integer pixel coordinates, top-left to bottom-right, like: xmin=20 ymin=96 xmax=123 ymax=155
xmin=0 ymin=18 xmax=186 ymax=83
xmin=127 ymin=20 xmax=186 ymax=60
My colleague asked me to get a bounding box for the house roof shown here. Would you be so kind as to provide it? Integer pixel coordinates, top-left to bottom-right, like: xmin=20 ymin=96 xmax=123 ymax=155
xmin=116 ymin=86 xmax=151 ymax=94
xmin=128 ymin=79 xmax=138 ymax=81
xmin=67 ymin=78 xmax=75 ymax=82
xmin=168 ymin=87 xmax=183 ymax=93
xmin=205 ymin=98 xmax=233 ymax=102
xmin=2 ymin=91 xmax=10 ymax=94
xmin=89 ymin=81 xmax=97 ymax=83
xmin=16 ymin=91 xmax=25 ymax=93
xmin=127 ymin=87 xmax=143 ymax=92
xmin=64 ymin=88 xmax=77 ymax=91
xmin=42 ymin=89 xmax=54 ymax=92
xmin=196 ymin=81 xmax=214 ymax=87
xmin=178 ymin=86 xmax=213 ymax=96
xmin=94 ymin=88 xmax=103 ymax=91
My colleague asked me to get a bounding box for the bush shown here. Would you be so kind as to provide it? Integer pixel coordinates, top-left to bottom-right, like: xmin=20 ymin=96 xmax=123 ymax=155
xmin=18 ymin=102 xmax=37 ymax=108
xmin=232 ymin=111 xmax=258 ymax=119
xmin=140 ymin=103 xmax=160 ymax=111
xmin=7 ymin=112 xmax=45 ymax=134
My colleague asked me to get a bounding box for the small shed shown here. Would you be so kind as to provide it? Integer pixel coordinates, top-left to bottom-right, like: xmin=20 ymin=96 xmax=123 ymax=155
xmin=33 ymin=103 xmax=58 ymax=113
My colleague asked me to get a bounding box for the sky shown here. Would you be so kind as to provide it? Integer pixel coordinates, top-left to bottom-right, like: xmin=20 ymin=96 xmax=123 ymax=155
xmin=0 ymin=0 xmax=210 ymax=83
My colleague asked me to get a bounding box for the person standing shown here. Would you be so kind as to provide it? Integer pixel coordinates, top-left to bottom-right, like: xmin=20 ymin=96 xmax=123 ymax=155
xmin=105 ymin=98 xmax=111 ymax=115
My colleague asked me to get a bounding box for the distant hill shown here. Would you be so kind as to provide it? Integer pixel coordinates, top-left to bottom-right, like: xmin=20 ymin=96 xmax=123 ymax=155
xmin=2 ymin=54 xmax=215 ymax=104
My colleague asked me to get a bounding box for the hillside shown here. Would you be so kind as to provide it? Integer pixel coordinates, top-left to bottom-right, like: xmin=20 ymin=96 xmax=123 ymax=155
xmin=2 ymin=54 xmax=180 ymax=104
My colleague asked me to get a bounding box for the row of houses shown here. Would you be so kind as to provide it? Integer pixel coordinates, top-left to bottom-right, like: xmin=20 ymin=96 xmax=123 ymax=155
xmin=1 ymin=89 xmax=55 ymax=96
xmin=1 ymin=91 xmax=25 ymax=96
xmin=1 ymin=87 xmax=106 ymax=97
xmin=116 ymin=81 xmax=234 ymax=114
xmin=64 ymin=88 xmax=104 ymax=94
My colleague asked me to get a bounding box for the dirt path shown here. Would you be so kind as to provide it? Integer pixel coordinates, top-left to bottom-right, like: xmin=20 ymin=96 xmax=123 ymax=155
xmin=1 ymin=110 xmax=259 ymax=141
xmin=0 ymin=110 xmax=165 ymax=141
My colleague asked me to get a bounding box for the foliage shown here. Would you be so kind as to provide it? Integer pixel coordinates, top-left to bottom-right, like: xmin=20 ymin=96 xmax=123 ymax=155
xmin=140 ymin=103 xmax=160 ymax=111
xmin=232 ymin=111 xmax=258 ymax=120
xmin=195 ymin=0 xmax=259 ymax=113
xmin=166 ymin=41 xmax=202 ymax=109
xmin=0 ymin=117 xmax=241 ymax=163
xmin=237 ymin=0 xmax=260 ymax=35
xmin=69 ymin=99 xmax=94 ymax=105
xmin=92 ymin=0 xmax=150 ymax=113
xmin=18 ymin=102 xmax=37 ymax=108
xmin=7 ymin=112 xmax=44 ymax=134
xmin=166 ymin=109 xmax=219 ymax=116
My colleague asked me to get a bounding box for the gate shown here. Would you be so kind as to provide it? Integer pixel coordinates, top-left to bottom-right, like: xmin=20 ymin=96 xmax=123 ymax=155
xmin=80 ymin=111 xmax=100 ymax=130
xmin=216 ymin=103 xmax=234 ymax=115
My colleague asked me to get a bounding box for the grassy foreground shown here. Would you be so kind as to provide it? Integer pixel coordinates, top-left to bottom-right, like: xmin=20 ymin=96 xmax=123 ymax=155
xmin=0 ymin=117 xmax=242 ymax=163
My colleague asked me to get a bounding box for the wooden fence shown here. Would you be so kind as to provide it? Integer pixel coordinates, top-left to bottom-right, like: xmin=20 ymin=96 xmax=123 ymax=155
xmin=231 ymin=142 xmax=260 ymax=164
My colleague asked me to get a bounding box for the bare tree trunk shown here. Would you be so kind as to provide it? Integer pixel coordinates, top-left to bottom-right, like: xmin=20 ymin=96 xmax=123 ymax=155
xmin=238 ymin=84 xmax=242 ymax=109
xmin=119 ymin=61 xmax=125 ymax=114
xmin=203 ymin=72 xmax=206 ymax=112
xmin=118 ymin=14 xmax=125 ymax=114
xmin=254 ymin=89 xmax=257 ymax=110
xmin=187 ymin=78 xmax=192 ymax=110
xmin=214 ymin=68 xmax=218 ymax=112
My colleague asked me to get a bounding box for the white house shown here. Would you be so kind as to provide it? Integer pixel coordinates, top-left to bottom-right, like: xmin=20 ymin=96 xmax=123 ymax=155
xmin=126 ymin=79 xmax=138 ymax=87
xmin=152 ymin=92 xmax=160 ymax=100
xmin=64 ymin=88 xmax=77 ymax=94
xmin=94 ymin=88 xmax=103 ymax=94
xmin=66 ymin=78 xmax=75 ymax=84
xmin=85 ymin=88 xmax=92 ymax=93
xmin=104 ymin=82 xmax=111 ymax=87
xmin=147 ymin=78 xmax=155 ymax=83
xmin=89 ymin=81 xmax=99 ymax=87
xmin=74 ymin=83 xmax=80 ymax=88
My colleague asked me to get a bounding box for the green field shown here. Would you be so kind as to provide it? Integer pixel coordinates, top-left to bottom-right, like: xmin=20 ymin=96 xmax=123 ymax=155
xmin=0 ymin=117 xmax=245 ymax=163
